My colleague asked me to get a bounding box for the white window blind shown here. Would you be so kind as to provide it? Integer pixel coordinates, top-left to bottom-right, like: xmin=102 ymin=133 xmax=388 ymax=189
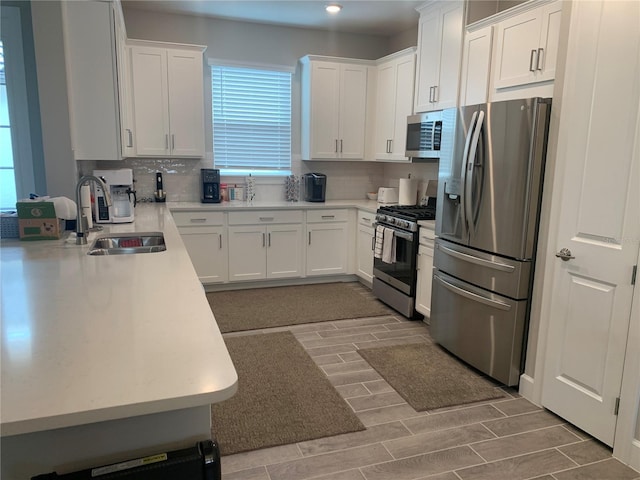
xmin=212 ymin=65 xmax=291 ymax=173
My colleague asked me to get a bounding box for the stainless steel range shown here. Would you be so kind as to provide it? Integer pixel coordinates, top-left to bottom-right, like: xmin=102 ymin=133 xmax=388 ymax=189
xmin=372 ymin=202 xmax=435 ymax=318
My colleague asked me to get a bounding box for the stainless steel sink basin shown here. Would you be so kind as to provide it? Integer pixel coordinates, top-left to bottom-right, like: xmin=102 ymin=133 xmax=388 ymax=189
xmin=87 ymin=232 xmax=166 ymax=256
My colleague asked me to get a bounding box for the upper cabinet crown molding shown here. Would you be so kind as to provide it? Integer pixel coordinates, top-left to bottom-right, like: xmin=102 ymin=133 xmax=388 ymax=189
xmin=127 ymin=38 xmax=207 ymax=53
xmin=373 ymin=46 xmax=417 ymax=65
xmin=466 ymin=0 xmax=559 ymax=31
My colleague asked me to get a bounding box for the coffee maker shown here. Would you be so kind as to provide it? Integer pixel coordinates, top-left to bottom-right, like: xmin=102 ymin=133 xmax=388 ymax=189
xmin=201 ymin=168 xmax=221 ymax=203
xmin=93 ymin=169 xmax=136 ymax=223
xmin=302 ymin=173 xmax=327 ymax=202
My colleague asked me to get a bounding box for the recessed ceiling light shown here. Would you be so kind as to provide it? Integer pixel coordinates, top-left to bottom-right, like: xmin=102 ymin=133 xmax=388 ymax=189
xmin=325 ymin=4 xmax=343 ymax=14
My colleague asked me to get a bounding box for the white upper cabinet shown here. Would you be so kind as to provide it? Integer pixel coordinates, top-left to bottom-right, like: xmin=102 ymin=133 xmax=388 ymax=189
xmin=301 ymin=57 xmax=369 ymax=160
xmin=373 ymin=48 xmax=416 ymax=162
xmin=114 ymin=4 xmax=134 ymax=158
xmin=62 ymin=0 xmax=130 ymax=160
xmin=492 ymin=1 xmax=562 ymax=90
xmin=414 ymin=1 xmax=464 ymax=113
xmin=130 ymin=42 xmax=206 ymax=157
xmin=459 ymin=25 xmax=494 ymax=106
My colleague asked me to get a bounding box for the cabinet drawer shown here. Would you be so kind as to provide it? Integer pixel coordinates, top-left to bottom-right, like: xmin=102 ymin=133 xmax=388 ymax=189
xmin=172 ymin=210 xmax=225 ymax=227
xmin=306 ymin=209 xmax=349 ymax=223
xmin=357 ymin=209 xmax=376 ymax=227
xmin=228 ymin=210 xmax=303 ymax=225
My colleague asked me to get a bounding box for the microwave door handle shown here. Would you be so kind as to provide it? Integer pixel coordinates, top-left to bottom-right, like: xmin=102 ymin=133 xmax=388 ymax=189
xmin=460 ymin=111 xmax=478 ymax=235
xmin=465 ymin=110 xmax=485 ymax=237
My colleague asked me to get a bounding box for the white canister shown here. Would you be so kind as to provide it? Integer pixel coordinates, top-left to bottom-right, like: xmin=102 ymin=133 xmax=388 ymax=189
xmin=399 ymin=178 xmax=418 ymax=205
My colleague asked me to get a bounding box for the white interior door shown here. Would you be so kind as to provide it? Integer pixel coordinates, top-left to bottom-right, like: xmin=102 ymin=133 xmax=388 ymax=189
xmin=541 ymin=0 xmax=640 ymax=447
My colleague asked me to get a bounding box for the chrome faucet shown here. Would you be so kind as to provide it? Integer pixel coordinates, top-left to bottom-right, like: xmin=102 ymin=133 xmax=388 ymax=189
xmin=75 ymin=175 xmax=112 ymax=245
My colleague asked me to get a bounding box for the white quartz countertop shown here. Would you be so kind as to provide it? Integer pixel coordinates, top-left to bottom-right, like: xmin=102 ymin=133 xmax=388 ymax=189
xmin=0 ymin=204 xmax=238 ymax=437
xmin=168 ymin=199 xmax=381 ymax=214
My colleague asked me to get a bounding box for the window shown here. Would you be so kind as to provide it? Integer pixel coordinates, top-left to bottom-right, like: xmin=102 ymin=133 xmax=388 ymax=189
xmin=211 ymin=64 xmax=292 ymax=175
xmin=0 ymin=40 xmax=17 ymax=210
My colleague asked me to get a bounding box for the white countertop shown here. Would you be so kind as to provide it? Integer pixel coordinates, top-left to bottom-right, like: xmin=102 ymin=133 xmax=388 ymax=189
xmin=168 ymin=199 xmax=381 ymax=213
xmin=0 ymin=204 xmax=238 ymax=437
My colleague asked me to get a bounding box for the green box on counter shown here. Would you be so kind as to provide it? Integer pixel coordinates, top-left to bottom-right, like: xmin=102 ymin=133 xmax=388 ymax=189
xmin=16 ymin=201 xmax=63 ymax=240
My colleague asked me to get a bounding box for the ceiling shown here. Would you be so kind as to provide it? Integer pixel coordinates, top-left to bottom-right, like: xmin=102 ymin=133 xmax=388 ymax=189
xmin=121 ymin=1 xmax=425 ymax=36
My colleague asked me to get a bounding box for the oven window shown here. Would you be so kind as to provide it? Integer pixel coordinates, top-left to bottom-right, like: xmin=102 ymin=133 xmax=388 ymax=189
xmin=374 ymin=233 xmax=417 ymax=290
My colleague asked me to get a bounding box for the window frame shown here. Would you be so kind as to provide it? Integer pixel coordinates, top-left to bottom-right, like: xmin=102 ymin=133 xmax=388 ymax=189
xmin=209 ymin=59 xmax=295 ymax=177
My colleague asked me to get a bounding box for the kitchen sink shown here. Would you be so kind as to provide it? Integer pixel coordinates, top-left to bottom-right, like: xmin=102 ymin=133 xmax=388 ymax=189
xmin=87 ymin=232 xmax=166 ymax=255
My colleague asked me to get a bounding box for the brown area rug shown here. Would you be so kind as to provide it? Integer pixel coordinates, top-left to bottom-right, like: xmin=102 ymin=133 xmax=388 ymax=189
xmin=211 ymin=331 xmax=365 ymax=456
xmin=358 ymin=342 xmax=504 ymax=411
xmin=207 ymin=282 xmax=391 ymax=333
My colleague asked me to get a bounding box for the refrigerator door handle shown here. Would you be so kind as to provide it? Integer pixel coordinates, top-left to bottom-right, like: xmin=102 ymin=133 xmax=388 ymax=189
xmin=434 ymin=273 xmax=512 ymax=311
xmin=460 ymin=111 xmax=478 ymax=235
xmin=465 ymin=110 xmax=485 ymax=236
xmin=438 ymin=243 xmax=516 ymax=272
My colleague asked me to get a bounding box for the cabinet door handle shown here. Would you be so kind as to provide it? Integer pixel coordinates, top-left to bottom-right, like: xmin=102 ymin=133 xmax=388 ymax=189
xmin=335 ymin=139 xmax=338 ymax=153
xmin=268 ymin=232 xmax=271 ymax=247
xmin=529 ymin=49 xmax=537 ymax=72
xmin=388 ymin=139 xmax=393 ymax=153
xmin=321 ymin=215 xmax=335 ymax=219
xmin=308 ymin=231 xmax=311 ymax=245
xmin=189 ymin=218 xmax=207 ymax=223
xmin=172 ymin=134 xmax=175 ymax=150
xmin=126 ymin=129 xmax=133 ymax=148
xmin=371 ymin=235 xmax=375 ymax=251
xmin=340 ymin=139 xmax=343 ymax=153
xmin=219 ymin=233 xmax=222 ymax=249
xmin=259 ymin=217 xmax=274 ymax=222
xmin=386 ymin=139 xmax=390 ymax=153
xmin=428 ymin=86 xmax=433 ymax=103
xmin=432 ymin=86 xmax=438 ymax=103
xmin=537 ymin=48 xmax=544 ymax=71
xmin=362 ymin=217 xmax=371 ymax=222
xmin=262 ymin=233 xmax=266 ymax=247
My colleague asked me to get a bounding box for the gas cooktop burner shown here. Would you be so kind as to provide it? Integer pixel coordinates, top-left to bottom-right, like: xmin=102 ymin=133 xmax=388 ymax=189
xmin=378 ymin=205 xmax=436 ymax=221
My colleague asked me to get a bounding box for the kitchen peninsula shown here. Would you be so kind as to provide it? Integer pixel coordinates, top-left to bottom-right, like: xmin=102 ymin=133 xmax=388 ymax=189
xmin=0 ymin=204 xmax=238 ymax=479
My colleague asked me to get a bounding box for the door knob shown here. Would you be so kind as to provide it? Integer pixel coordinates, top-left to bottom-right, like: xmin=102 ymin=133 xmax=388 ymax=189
xmin=555 ymin=248 xmax=575 ymax=261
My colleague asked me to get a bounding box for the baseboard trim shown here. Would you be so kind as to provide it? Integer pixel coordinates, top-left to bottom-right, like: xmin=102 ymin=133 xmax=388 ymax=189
xmin=203 ymin=274 xmax=360 ymax=293
xmin=519 ymin=374 xmax=538 ymax=404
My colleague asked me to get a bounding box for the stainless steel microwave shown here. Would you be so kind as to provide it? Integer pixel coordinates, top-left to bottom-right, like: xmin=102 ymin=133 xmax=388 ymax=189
xmin=405 ymin=111 xmax=443 ymax=159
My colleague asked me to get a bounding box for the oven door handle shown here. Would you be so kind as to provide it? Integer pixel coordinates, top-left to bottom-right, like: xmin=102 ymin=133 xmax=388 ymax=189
xmin=375 ymin=224 xmax=414 ymax=242
xmin=434 ymin=273 xmax=512 ymax=311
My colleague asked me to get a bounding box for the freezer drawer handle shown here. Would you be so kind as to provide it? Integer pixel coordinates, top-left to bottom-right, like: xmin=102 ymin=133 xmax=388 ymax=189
xmin=434 ymin=274 xmax=512 ymax=311
xmin=438 ymin=243 xmax=515 ymax=272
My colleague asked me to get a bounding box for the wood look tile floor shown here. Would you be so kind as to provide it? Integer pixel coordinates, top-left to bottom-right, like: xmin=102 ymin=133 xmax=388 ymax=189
xmin=219 ymin=289 xmax=640 ymax=480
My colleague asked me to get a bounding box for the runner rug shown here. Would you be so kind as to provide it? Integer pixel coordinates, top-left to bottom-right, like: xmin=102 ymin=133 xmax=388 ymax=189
xmin=207 ymin=282 xmax=391 ymax=333
xmin=358 ymin=342 xmax=505 ymax=411
xmin=211 ymin=331 xmax=365 ymax=456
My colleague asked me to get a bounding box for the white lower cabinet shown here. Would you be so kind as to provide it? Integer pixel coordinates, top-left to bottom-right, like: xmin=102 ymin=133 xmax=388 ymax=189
xmin=306 ymin=209 xmax=349 ymax=276
xmin=356 ymin=210 xmax=375 ymax=282
xmin=173 ymin=211 xmax=228 ymax=284
xmin=180 ymin=227 xmax=228 ymax=284
xmin=228 ymin=211 xmax=303 ymax=281
xmin=415 ymin=226 xmax=435 ymax=321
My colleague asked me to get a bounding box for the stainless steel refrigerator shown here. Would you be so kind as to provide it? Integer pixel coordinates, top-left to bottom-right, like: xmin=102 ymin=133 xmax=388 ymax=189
xmin=432 ymin=98 xmax=552 ymax=386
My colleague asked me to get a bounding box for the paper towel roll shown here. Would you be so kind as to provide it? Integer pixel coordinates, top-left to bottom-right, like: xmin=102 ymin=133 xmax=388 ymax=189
xmin=399 ymin=178 xmax=418 ymax=205
xmin=80 ymin=185 xmax=93 ymax=228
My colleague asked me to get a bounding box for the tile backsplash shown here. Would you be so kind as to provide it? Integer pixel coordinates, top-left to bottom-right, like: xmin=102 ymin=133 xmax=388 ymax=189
xmin=77 ymin=156 xmax=436 ymax=203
